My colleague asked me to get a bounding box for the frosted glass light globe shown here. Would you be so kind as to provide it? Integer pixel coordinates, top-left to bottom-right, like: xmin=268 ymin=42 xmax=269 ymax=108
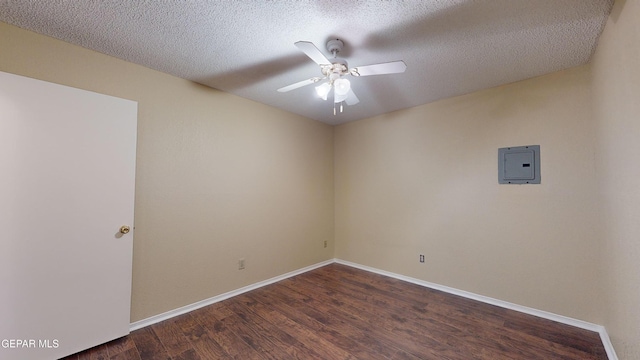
xmin=334 ymin=78 xmax=350 ymax=96
xmin=315 ymin=82 xmax=331 ymax=100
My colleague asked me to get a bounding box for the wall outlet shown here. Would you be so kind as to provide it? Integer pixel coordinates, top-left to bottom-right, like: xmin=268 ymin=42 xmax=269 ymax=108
xmin=324 ymin=240 xmax=327 ymax=248
xmin=419 ymin=254 xmax=425 ymax=263
xmin=238 ymin=258 xmax=245 ymax=270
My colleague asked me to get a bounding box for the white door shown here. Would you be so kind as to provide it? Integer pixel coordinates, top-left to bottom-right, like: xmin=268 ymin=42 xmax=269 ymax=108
xmin=0 ymin=71 xmax=137 ymax=360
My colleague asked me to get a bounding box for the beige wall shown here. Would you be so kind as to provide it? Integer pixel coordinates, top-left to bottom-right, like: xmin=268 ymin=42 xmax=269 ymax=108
xmin=334 ymin=1 xmax=640 ymax=352
xmin=0 ymin=22 xmax=334 ymax=322
xmin=591 ymin=0 xmax=640 ymax=358
xmin=335 ymin=65 xmax=605 ymax=324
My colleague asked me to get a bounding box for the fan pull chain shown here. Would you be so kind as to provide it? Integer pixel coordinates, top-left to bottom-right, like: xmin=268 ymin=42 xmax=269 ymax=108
xmin=333 ymin=101 xmax=346 ymax=115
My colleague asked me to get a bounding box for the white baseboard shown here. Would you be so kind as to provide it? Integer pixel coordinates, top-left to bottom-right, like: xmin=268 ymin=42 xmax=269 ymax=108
xmin=129 ymin=257 xmax=617 ymax=360
xmin=598 ymin=328 xmax=619 ymax=360
xmin=129 ymin=259 xmax=334 ymax=331
xmin=334 ymin=259 xmax=618 ymax=360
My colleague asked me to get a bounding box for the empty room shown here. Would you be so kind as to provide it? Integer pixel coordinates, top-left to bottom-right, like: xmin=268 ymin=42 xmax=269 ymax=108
xmin=1 ymin=1 xmax=638 ymax=359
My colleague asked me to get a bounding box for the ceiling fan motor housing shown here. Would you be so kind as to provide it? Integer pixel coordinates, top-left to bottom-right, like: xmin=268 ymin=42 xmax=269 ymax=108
xmin=321 ymin=57 xmax=349 ymax=78
xmin=325 ymin=39 xmax=349 ymax=78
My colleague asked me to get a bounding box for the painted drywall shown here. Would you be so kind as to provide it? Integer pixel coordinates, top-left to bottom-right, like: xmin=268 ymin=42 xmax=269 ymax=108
xmin=591 ymin=0 xmax=640 ymax=357
xmin=0 ymin=22 xmax=334 ymax=322
xmin=334 ymin=65 xmax=605 ymax=324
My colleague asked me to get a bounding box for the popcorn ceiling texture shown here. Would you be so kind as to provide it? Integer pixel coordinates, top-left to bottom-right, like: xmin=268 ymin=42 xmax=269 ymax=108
xmin=0 ymin=0 xmax=613 ymax=125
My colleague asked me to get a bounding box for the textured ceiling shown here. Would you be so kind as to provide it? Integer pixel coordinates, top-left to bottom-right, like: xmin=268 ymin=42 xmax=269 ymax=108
xmin=0 ymin=0 xmax=613 ymax=125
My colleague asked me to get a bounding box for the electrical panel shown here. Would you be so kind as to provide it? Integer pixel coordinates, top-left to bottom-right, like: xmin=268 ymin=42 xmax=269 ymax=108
xmin=498 ymin=145 xmax=540 ymax=184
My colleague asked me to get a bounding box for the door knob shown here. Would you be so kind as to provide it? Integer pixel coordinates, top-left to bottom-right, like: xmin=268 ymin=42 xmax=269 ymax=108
xmin=119 ymin=225 xmax=131 ymax=234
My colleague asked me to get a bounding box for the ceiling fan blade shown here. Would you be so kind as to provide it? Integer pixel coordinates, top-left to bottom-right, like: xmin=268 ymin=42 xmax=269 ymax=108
xmin=277 ymin=77 xmax=320 ymax=92
xmin=294 ymin=41 xmax=331 ymax=65
xmin=345 ymin=89 xmax=360 ymax=105
xmin=351 ymin=60 xmax=407 ymax=76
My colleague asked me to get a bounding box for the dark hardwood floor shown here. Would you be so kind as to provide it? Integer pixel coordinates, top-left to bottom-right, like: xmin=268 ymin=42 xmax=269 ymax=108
xmin=61 ymin=263 xmax=608 ymax=359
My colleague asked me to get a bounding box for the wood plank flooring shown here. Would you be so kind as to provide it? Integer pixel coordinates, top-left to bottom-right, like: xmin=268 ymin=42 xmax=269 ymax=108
xmin=61 ymin=263 xmax=608 ymax=359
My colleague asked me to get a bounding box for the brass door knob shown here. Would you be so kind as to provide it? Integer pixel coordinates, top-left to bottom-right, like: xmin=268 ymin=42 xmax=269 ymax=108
xmin=119 ymin=225 xmax=131 ymax=234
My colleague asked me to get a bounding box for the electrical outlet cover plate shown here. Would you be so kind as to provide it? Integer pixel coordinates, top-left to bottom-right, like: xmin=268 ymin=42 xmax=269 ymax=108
xmin=498 ymin=145 xmax=540 ymax=184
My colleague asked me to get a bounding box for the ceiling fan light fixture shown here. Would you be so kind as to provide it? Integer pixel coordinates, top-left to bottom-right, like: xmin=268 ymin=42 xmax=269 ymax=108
xmin=334 ymin=91 xmax=348 ymax=103
xmin=334 ymin=78 xmax=351 ymax=96
xmin=315 ymin=82 xmax=331 ymax=100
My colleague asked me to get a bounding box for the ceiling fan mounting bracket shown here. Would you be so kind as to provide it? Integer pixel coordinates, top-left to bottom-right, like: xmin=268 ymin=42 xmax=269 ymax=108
xmin=326 ymin=39 xmax=344 ymax=57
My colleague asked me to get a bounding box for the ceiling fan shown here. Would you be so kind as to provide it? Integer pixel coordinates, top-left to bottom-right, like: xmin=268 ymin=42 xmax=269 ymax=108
xmin=277 ymin=39 xmax=407 ymax=115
